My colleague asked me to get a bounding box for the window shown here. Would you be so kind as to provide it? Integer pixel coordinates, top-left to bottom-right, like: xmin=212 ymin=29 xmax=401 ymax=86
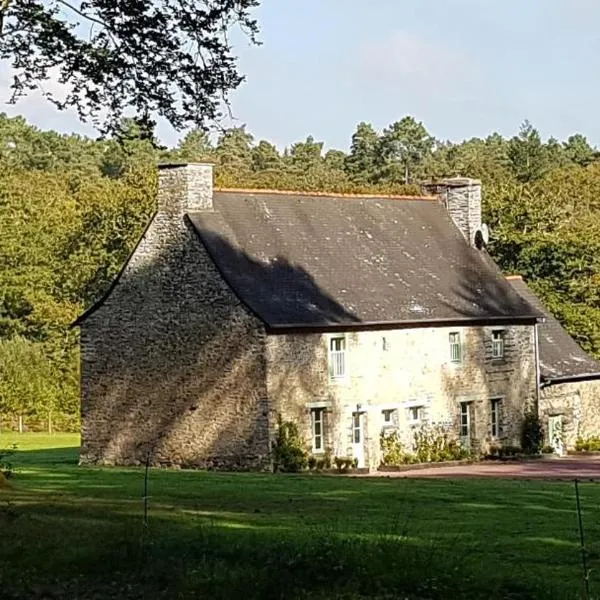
xmin=491 ymin=399 xmax=501 ymax=438
xmin=382 ymin=409 xmax=397 ymax=425
xmin=328 ymin=336 xmax=346 ymax=379
xmin=408 ymin=406 xmax=422 ymax=424
xmin=449 ymin=332 xmax=462 ymax=363
xmin=460 ymin=402 xmax=470 ymax=438
xmin=311 ymin=408 xmax=325 ymax=452
xmin=492 ymin=330 xmax=505 ymax=359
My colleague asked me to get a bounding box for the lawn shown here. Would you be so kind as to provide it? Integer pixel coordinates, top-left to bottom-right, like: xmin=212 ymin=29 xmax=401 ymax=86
xmin=1 ymin=433 xmax=599 ymax=599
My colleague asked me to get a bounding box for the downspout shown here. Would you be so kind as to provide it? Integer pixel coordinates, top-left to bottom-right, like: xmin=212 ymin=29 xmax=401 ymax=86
xmin=534 ymin=323 xmax=541 ymax=408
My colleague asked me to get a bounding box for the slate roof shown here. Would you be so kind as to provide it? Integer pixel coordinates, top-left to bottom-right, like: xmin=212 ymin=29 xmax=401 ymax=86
xmin=186 ymin=190 xmax=541 ymax=330
xmin=507 ymin=276 xmax=600 ymax=382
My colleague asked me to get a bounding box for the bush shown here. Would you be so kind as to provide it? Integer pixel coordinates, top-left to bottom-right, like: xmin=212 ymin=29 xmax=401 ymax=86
xmin=575 ymin=436 xmax=600 ymax=452
xmin=333 ymin=456 xmax=357 ymax=473
xmin=521 ymin=410 xmax=544 ymax=455
xmin=380 ymin=427 xmax=469 ymax=466
xmin=541 ymin=445 xmax=555 ymax=454
xmin=272 ymin=418 xmax=308 ymax=472
xmin=0 ymin=444 xmax=16 ymax=481
xmin=413 ymin=424 xmax=470 ymax=462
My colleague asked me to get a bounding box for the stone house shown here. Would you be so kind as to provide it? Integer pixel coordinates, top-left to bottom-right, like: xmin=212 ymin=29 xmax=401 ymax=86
xmin=74 ymin=162 xmax=594 ymax=471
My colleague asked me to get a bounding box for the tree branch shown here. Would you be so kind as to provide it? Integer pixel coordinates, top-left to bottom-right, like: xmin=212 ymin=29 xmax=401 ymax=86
xmin=54 ymin=0 xmax=108 ymax=30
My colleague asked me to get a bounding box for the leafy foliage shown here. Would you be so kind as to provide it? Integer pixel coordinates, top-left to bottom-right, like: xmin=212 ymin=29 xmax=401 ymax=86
xmin=575 ymin=436 xmax=600 ymax=452
xmin=3 ymin=111 xmax=600 ymax=431
xmin=0 ymin=0 xmax=260 ymax=133
xmin=271 ymin=418 xmax=308 ymax=472
xmin=520 ymin=410 xmax=544 ymax=455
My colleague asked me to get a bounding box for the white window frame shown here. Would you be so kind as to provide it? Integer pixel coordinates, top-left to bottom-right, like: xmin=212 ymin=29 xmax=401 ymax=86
xmin=382 ymin=408 xmax=397 ymax=426
xmin=449 ymin=332 xmax=462 ymax=364
xmin=311 ymin=408 xmax=325 ymax=453
xmin=328 ymin=335 xmax=347 ymax=380
xmin=490 ymin=397 xmax=502 ymax=438
xmin=408 ymin=405 xmax=423 ymax=425
xmin=491 ymin=330 xmax=505 ymax=359
xmin=459 ymin=402 xmax=470 ymax=438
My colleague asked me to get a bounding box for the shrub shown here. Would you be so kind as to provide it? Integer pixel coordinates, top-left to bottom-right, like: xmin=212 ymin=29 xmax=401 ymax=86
xmin=541 ymin=445 xmax=555 ymax=454
xmin=307 ymin=456 xmax=317 ymax=470
xmin=413 ymin=424 xmax=470 ymax=462
xmin=521 ymin=410 xmax=544 ymax=455
xmin=0 ymin=444 xmax=16 ymax=481
xmin=333 ymin=457 xmax=356 ymax=472
xmin=272 ymin=418 xmax=308 ymax=472
xmin=575 ymin=436 xmax=600 ymax=452
xmin=380 ymin=431 xmax=409 ymax=466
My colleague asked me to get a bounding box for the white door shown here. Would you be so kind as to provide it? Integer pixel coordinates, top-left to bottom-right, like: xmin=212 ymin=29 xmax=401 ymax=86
xmin=352 ymin=412 xmax=365 ymax=468
xmin=548 ymin=416 xmax=564 ymax=456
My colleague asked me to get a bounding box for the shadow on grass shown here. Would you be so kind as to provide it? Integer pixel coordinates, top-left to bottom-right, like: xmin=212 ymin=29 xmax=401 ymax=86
xmin=8 ymin=446 xmax=80 ymax=468
xmin=2 ymin=463 xmax=600 ymax=599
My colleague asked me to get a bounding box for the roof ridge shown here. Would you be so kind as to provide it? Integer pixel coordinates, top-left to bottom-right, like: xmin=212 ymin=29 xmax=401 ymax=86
xmin=214 ymin=187 xmax=438 ymax=201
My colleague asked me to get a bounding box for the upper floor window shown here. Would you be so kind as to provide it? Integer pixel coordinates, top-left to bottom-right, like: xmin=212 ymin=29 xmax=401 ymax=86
xmin=492 ymin=330 xmax=505 ymax=359
xmin=449 ymin=332 xmax=462 ymax=364
xmin=328 ymin=336 xmax=346 ymax=379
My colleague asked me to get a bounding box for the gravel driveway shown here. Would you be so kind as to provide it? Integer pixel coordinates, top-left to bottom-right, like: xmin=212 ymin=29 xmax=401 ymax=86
xmin=366 ymin=456 xmax=600 ymax=479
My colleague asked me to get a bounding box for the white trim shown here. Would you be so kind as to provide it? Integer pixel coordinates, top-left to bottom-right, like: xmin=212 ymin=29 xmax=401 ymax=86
xmin=327 ymin=334 xmax=348 ymax=380
xmin=402 ymin=398 xmax=432 ymax=408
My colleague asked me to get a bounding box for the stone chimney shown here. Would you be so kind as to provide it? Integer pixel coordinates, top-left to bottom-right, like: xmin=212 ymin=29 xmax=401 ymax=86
xmin=157 ymin=163 xmax=213 ymax=215
xmin=422 ymin=177 xmax=482 ymax=246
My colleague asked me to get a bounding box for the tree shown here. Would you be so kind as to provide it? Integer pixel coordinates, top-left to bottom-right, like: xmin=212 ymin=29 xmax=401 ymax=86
xmin=507 ymin=121 xmax=548 ymax=182
xmin=251 ymin=140 xmax=281 ymax=172
xmin=0 ymin=0 xmax=260 ymax=133
xmin=175 ymin=130 xmax=214 ymax=163
xmin=378 ymin=117 xmax=434 ymax=183
xmin=215 ymin=126 xmax=253 ymax=174
xmin=344 ymin=122 xmax=379 ymax=183
xmin=564 ymin=134 xmax=596 ymax=167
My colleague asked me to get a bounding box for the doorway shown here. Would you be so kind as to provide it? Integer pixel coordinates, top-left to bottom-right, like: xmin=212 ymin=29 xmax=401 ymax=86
xmin=548 ymin=415 xmax=564 ymax=456
xmin=352 ymin=412 xmax=365 ymax=468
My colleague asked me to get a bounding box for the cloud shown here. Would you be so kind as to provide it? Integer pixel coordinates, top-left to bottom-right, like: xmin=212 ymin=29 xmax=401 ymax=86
xmin=357 ymin=31 xmax=475 ymax=90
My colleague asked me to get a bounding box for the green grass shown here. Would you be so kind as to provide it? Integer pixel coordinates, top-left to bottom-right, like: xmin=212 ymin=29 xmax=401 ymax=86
xmin=1 ymin=433 xmax=599 ymax=599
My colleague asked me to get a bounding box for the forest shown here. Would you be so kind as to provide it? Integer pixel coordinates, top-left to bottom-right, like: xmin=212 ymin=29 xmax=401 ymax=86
xmin=1 ymin=113 xmax=600 ymax=431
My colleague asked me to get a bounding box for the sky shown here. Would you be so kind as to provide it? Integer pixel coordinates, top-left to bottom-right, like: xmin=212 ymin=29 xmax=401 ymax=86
xmin=2 ymin=0 xmax=600 ymax=151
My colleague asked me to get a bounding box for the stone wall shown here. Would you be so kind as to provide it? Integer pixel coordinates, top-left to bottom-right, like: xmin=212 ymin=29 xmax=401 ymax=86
xmin=423 ymin=178 xmax=482 ymax=246
xmin=539 ymin=380 xmax=600 ymax=450
xmin=267 ymin=324 xmax=537 ymax=470
xmin=80 ymin=165 xmax=270 ymax=470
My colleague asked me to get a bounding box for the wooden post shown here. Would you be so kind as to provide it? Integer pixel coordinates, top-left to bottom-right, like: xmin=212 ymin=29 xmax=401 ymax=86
xmin=18 ymin=414 xmax=23 ymax=434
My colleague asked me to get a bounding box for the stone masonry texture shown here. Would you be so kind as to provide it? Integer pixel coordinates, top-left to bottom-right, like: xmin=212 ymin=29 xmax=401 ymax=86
xmin=539 ymin=380 xmax=600 ymax=450
xmin=80 ymin=165 xmax=271 ymax=469
xmin=267 ymin=325 xmax=537 ymax=470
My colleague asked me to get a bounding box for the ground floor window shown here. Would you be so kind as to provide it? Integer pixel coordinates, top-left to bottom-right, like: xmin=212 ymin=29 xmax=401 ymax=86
xmin=490 ymin=398 xmax=502 ymax=438
xmin=311 ymin=408 xmax=325 ymax=452
xmin=460 ymin=402 xmax=470 ymax=438
xmin=408 ymin=406 xmax=423 ymax=425
xmin=382 ymin=408 xmax=397 ymax=426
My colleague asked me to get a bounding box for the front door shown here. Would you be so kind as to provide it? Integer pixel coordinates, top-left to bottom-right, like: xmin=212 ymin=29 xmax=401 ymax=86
xmin=352 ymin=412 xmax=365 ymax=468
xmin=548 ymin=415 xmax=564 ymax=456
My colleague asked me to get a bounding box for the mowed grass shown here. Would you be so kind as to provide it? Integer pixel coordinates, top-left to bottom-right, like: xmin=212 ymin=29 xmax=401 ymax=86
xmin=1 ymin=434 xmax=600 ymax=599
